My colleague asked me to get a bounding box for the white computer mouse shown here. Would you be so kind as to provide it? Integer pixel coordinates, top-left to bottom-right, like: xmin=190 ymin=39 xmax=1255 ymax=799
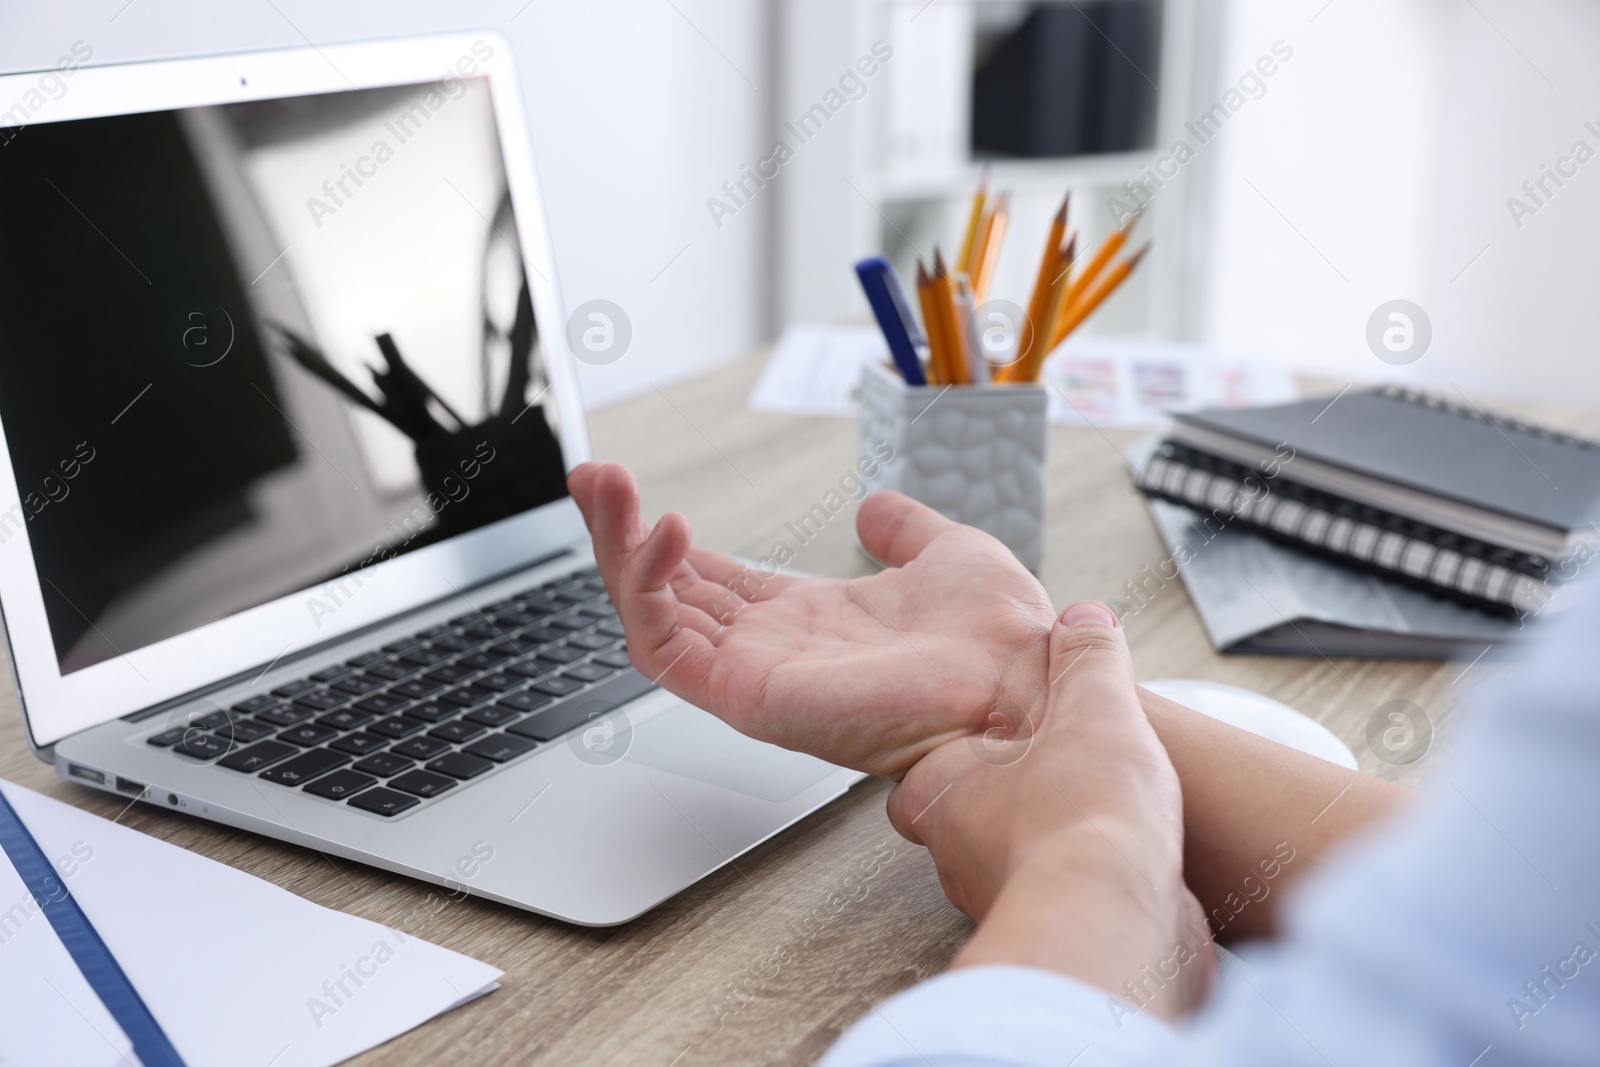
xmin=1142 ymin=679 xmax=1360 ymax=770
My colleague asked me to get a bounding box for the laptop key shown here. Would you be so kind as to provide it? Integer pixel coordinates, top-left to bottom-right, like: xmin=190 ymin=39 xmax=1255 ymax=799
xmin=304 ymin=770 xmax=377 ymax=800
xmin=426 ymin=664 xmax=476 ymax=686
xmin=331 ymin=674 xmax=384 ymax=696
xmin=496 ymin=691 xmax=553 ymax=713
xmin=272 ymin=679 xmax=317 ymax=698
xmin=429 ymin=720 xmax=486 ymax=744
xmin=355 ymin=693 xmax=410 ymax=716
xmin=293 ymin=689 xmax=347 ymax=713
xmin=388 ymin=770 xmax=457 ymax=799
xmin=369 ymin=716 xmax=426 ymax=739
xmin=218 ymin=739 xmax=298 ymax=772
xmin=353 ymin=752 xmax=415 ymax=777
xmin=174 ymin=733 xmax=231 ymax=760
xmin=593 ymin=650 xmax=633 ymax=669
xmin=519 ymin=626 xmax=567 ymax=645
xmin=329 ymin=733 xmax=389 ymax=756
xmin=579 ymin=603 xmax=617 ymax=619
xmin=528 ymin=677 xmax=584 ymax=698
xmin=567 ymin=633 xmax=613 ymax=651
xmin=402 ymin=701 xmax=457 ymax=724
xmin=510 ymin=668 xmax=656 ymax=742
xmin=232 ymin=693 xmax=279 ymax=714
xmin=536 ymin=646 xmax=583 ymax=665
xmin=348 ymin=788 xmax=420 ymax=816
xmin=458 ymin=650 xmax=510 ymax=672
xmin=256 ymin=703 xmax=315 ymax=727
xmin=218 ymin=718 xmax=274 ymax=744
xmin=463 ymin=732 xmax=536 ymax=763
xmin=391 ymin=678 xmax=443 ymax=700
xmin=383 ymin=637 xmax=424 ymax=655
xmin=401 ymin=647 xmax=451 ymax=668
xmin=365 ymin=661 xmax=415 ymax=682
xmin=259 ymin=748 xmax=349 ymax=785
xmin=549 ymin=615 xmax=591 ymax=631
xmin=311 ymin=665 xmax=352 ymax=682
xmin=563 ymin=662 xmax=615 ymax=684
xmin=346 ymin=651 xmax=389 ymax=668
xmin=426 ymin=752 xmax=494 ymax=780
xmin=439 ymin=685 xmax=496 ymax=709
xmin=390 ymin=735 xmax=451 ymax=760
xmin=146 ymin=727 xmax=189 ymax=747
xmin=318 ymin=707 xmax=376 ymax=731
xmin=189 ymin=710 xmax=234 ymax=731
xmin=464 ymin=704 xmax=523 ymax=728
xmin=432 ymin=634 xmax=479 ymax=654
xmin=418 ymin=623 xmax=455 ymax=639
xmin=473 ymin=672 xmax=521 ymax=692
xmin=281 ymin=723 xmax=339 ymax=747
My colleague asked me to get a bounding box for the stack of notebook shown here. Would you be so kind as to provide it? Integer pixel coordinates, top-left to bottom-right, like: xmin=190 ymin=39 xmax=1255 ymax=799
xmin=1136 ymin=386 xmax=1600 ymax=636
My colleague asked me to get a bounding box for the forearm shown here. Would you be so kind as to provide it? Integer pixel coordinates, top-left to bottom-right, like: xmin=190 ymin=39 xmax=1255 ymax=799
xmin=1138 ymin=686 xmax=1411 ymax=941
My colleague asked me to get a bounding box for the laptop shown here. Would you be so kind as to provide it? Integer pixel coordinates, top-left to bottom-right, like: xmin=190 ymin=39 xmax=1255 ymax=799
xmin=0 ymin=33 xmax=860 ymax=926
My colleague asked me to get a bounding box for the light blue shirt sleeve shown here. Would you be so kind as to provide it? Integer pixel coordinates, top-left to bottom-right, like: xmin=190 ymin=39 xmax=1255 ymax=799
xmin=822 ymin=587 xmax=1600 ymax=1067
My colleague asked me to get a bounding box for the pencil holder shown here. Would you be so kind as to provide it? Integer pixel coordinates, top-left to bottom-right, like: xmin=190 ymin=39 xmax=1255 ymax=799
xmin=858 ymin=360 xmax=1050 ymax=571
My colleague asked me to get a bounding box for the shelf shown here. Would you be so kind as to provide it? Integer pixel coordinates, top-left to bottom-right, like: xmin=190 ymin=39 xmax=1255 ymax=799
xmin=865 ymin=150 xmax=1160 ymax=202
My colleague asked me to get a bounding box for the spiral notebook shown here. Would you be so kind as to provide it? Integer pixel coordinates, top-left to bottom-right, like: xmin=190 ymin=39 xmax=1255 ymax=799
xmin=1139 ymin=387 xmax=1600 ymax=617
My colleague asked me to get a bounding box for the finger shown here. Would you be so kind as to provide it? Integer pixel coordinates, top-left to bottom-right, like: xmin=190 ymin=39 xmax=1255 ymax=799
xmin=685 ymin=546 xmax=796 ymax=601
xmin=857 ymin=491 xmax=962 ymax=568
xmin=1040 ymin=601 xmax=1141 ymax=739
xmin=613 ymin=513 xmax=718 ymax=689
xmin=567 ymin=461 xmax=600 ymax=521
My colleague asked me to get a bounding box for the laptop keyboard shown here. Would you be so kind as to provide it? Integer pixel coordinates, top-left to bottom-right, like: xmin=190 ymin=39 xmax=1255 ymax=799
xmin=144 ymin=565 xmax=656 ymax=816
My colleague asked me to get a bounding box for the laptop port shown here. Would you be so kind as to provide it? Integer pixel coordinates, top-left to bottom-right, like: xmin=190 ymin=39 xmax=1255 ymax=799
xmin=115 ymin=777 xmax=146 ymax=797
xmin=67 ymin=763 xmax=106 ymax=785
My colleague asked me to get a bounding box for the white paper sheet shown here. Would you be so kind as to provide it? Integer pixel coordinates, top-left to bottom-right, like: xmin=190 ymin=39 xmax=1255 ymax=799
xmin=0 ymin=780 xmax=502 ymax=1067
xmin=749 ymin=325 xmax=1298 ymax=428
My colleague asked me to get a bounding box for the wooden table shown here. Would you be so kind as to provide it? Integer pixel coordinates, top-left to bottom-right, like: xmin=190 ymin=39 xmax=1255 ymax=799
xmin=0 ymin=353 xmax=1581 ymax=1066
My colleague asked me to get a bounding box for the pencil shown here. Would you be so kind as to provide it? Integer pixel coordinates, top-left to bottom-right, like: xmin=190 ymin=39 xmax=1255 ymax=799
xmin=956 ymin=169 xmax=990 ymax=276
xmin=1032 ymin=244 xmax=1152 ymax=381
xmin=1051 ymin=214 xmax=1137 ymax=350
xmin=933 ymin=250 xmax=971 ymax=385
xmin=1042 ymin=233 xmax=1077 ymax=359
xmin=999 ymin=193 xmax=1068 ymax=383
xmin=954 ymin=274 xmax=988 ymax=382
xmin=972 ymin=192 xmax=1010 ymax=304
xmin=916 ymin=260 xmax=948 ymax=386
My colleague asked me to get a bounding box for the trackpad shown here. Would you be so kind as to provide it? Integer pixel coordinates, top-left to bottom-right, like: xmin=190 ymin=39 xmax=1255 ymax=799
xmin=624 ymin=704 xmax=838 ymax=802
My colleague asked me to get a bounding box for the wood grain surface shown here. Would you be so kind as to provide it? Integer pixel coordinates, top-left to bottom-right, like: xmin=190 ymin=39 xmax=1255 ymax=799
xmin=1 ymin=353 xmax=1587 ymax=1066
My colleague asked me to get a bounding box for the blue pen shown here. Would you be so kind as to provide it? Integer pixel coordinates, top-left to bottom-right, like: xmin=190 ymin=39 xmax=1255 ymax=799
xmin=854 ymin=256 xmax=928 ymax=386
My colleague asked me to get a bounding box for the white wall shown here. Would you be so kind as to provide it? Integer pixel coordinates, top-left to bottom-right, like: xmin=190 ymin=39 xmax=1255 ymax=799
xmin=0 ymin=0 xmax=772 ymax=409
xmin=1203 ymin=0 xmax=1600 ymax=408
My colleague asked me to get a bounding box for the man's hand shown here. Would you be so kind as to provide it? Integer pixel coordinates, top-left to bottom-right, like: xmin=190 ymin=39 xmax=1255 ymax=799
xmin=888 ymin=602 xmax=1215 ymax=1019
xmin=567 ymin=461 xmax=1056 ymax=779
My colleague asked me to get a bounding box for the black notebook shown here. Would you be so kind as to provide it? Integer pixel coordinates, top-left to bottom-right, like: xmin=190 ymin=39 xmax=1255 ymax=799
xmin=1138 ymin=387 xmax=1600 ymax=617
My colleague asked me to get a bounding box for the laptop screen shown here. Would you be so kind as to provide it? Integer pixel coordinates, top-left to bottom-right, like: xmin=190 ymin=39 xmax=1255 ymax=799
xmin=0 ymin=77 xmax=568 ymax=675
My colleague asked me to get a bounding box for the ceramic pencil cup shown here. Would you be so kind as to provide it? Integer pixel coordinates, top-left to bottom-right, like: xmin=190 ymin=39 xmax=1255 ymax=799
xmin=857 ymin=360 xmax=1050 ymax=571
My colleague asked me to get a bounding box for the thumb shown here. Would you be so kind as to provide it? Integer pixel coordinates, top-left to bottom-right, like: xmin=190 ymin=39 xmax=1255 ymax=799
xmin=1040 ymin=601 xmax=1140 ymax=736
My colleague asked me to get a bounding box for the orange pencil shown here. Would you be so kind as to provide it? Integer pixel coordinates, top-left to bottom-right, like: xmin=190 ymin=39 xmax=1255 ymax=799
xmin=972 ymin=192 xmax=1010 ymax=304
xmin=1042 ymin=233 xmax=1078 ymax=357
xmin=932 ymin=250 xmax=971 ymax=385
xmin=1032 ymin=244 xmax=1152 ymax=381
xmin=998 ymin=193 xmax=1068 ymax=383
xmin=916 ymin=260 xmax=948 ymax=385
xmin=1051 ymin=214 xmax=1137 ymax=350
xmin=956 ymin=169 xmax=990 ymax=276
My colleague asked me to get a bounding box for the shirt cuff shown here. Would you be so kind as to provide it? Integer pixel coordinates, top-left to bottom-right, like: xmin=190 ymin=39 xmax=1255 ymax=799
xmin=818 ymin=964 xmax=1182 ymax=1067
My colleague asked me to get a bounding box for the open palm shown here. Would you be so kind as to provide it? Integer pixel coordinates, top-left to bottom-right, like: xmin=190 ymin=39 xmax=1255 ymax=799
xmin=568 ymin=462 xmax=1057 ymax=778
